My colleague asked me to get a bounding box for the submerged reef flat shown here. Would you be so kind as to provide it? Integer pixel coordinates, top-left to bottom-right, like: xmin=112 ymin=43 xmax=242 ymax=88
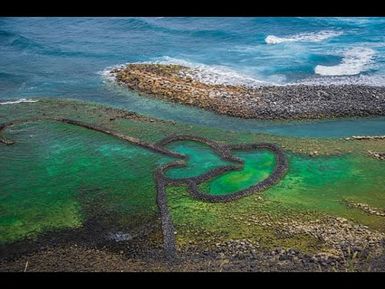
xmin=1 ymin=99 xmax=385 ymax=271
xmin=111 ymin=64 xmax=385 ymax=120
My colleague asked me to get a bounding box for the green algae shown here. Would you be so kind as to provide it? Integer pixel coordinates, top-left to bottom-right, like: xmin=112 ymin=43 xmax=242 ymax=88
xmin=1 ymin=99 xmax=385 ymax=253
xmin=164 ymin=141 xmax=233 ymax=179
xmin=198 ymin=150 xmax=276 ymax=195
xmin=164 ymin=151 xmax=385 ymax=253
xmin=165 ymin=184 xmax=323 ymax=254
xmin=265 ymin=153 xmax=385 ymax=230
xmin=0 ymin=121 xmax=172 ymax=244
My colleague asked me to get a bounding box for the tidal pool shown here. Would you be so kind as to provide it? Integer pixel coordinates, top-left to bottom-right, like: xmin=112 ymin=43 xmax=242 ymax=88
xmin=199 ymin=150 xmax=276 ymax=196
xmin=164 ymin=141 xmax=233 ymax=180
xmin=1 ymin=100 xmax=384 ymax=252
xmin=164 ymin=141 xmax=385 ymax=232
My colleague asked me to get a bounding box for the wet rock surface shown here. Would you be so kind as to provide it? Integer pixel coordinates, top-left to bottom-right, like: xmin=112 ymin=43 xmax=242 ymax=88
xmin=111 ymin=64 xmax=385 ymax=120
xmin=344 ymin=200 xmax=385 ymax=217
xmin=368 ymin=150 xmax=385 ymax=160
xmin=1 ymin=236 xmax=384 ymax=272
xmin=274 ymin=216 xmax=385 ymax=256
xmin=4 ymin=208 xmax=382 ymax=272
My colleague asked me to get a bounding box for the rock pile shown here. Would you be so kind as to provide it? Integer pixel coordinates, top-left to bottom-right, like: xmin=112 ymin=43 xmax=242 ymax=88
xmin=111 ymin=64 xmax=385 ymax=120
xmin=368 ymin=150 xmax=385 ymax=160
xmin=248 ymin=214 xmax=385 ymax=259
xmin=344 ymin=200 xmax=385 ymax=217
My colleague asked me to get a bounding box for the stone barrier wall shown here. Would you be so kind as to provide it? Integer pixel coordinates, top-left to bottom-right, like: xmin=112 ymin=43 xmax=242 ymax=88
xmin=1 ymin=118 xmax=288 ymax=259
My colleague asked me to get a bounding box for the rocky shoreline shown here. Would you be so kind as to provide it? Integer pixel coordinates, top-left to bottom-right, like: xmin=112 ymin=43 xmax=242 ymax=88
xmin=1 ymin=210 xmax=384 ymax=271
xmin=1 ymin=219 xmax=384 ymax=272
xmin=111 ymin=64 xmax=385 ymax=120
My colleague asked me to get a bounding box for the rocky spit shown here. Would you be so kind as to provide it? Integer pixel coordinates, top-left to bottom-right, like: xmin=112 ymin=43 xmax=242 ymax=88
xmin=111 ymin=64 xmax=385 ymax=120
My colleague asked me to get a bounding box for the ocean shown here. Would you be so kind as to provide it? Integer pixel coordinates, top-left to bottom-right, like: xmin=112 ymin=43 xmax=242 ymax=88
xmin=1 ymin=17 xmax=385 ymax=137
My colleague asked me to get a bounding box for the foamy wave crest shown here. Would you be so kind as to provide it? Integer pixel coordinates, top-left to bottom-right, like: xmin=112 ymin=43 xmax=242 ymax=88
xmin=154 ymin=56 xmax=274 ymax=87
xmin=98 ymin=64 xmax=125 ymax=82
xmin=314 ymin=47 xmax=375 ymax=76
xmin=0 ymin=98 xmax=38 ymax=105
xmin=265 ymin=30 xmax=343 ymax=44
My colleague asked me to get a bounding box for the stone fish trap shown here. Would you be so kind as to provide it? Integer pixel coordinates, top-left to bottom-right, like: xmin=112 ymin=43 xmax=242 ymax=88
xmin=0 ymin=118 xmax=288 ymax=259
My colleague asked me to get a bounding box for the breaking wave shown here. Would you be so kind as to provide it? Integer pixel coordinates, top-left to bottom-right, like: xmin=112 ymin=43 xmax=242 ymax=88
xmin=0 ymin=98 xmax=39 ymax=105
xmin=265 ymin=30 xmax=343 ymax=44
xmin=314 ymin=47 xmax=375 ymax=76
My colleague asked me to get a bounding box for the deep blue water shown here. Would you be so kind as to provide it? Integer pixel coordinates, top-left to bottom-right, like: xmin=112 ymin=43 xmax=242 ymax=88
xmin=1 ymin=17 xmax=385 ymax=137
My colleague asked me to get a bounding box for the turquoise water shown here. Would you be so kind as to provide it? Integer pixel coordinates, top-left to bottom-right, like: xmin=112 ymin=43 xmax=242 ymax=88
xmin=1 ymin=17 xmax=385 ymax=137
xmin=164 ymin=141 xmax=233 ymax=179
xmin=0 ymin=122 xmax=171 ymax=243
xmin=199 ymin=150 xmax=276 ymax=196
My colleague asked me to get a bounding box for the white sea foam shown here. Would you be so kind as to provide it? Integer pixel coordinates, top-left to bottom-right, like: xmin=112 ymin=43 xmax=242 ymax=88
xmin=153 ymin=56 xmax=274 ymax=87
xmin=0 ymin=98 xmax=38 ymax=105
xmin=100 ymin=57 xmax=276 ymax=88
xmin=314 ymin=47 xmax=375 ymax=76
xmin=98 ymin=64 xmax=125 ymax=82
xmin=265 ymin=30 xmax=343 ymax=44
xmin=101 ymin=52 xmax=384 ymax=90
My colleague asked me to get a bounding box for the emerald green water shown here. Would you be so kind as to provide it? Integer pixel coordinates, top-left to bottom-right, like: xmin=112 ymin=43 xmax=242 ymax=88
xmin=1 ymin=118 xmax=385 ymax=245
xmin=198 ymin=150 xmax=276 ymax=195
xmin=265 ymin=154 xmax=385 ymax=217
xmin=165 ymin=142 xmax=385 ymax=228
xmin=164 ymin=141 xmax=233 ymax=179
xmin=0 ymin=122 xmax=172 ymax=244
